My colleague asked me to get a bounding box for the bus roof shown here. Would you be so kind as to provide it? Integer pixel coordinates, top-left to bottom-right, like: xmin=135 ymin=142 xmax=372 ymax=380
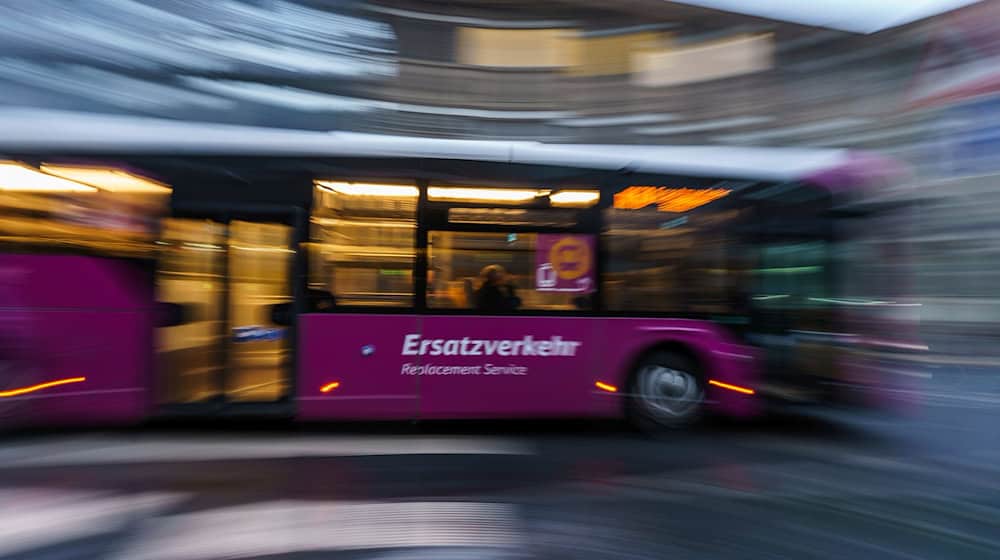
xmin=0 ymin=109 xmax=861 ymax=183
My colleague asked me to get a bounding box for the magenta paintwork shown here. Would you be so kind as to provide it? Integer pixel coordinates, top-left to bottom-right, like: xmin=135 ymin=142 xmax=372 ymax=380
xmin=0 ymin=258 xmax=763 ymax=427
xmin=415 ymin=316 xmax=601 ymax=419
xmin=0 ymin=254 xmax=154 ymax=427
xmin=598 ymin=318 xmax=762 ymax=419
xmin=298 ymin=314 xmax=420 ymax=420
xmin=297 ymin=314 xmax=760 ymax=421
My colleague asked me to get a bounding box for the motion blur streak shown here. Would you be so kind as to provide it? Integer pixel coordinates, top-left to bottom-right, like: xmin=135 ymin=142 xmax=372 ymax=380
xmin=0 ymin=377 xmax=86 ymax=398
xmin=320 ymin=381 xmax=341 ymax=393
xmin=708 ymin=379 xmax=756 ymax=395
xmin=111 ymin=501 xmax=522 ymax=560
xmin=3 ymin=1 xmax=1000 ymax=558
xmin=595 ymin=381 xmax=619 ymax=393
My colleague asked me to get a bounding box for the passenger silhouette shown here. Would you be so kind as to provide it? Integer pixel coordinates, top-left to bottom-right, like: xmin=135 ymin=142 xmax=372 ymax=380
xmin=474 ymin=264 xmax=520 ymax=312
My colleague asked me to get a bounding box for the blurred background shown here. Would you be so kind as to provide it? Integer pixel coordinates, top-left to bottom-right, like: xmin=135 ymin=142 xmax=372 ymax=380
xmin=3 ymin=1 xmax=1000 ymax=559
xmin=2 ymin=0 xmax=997 ymax=358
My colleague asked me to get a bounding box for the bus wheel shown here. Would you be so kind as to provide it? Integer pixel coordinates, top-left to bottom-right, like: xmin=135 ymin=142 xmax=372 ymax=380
xmin=627 ymin=351 xmax=704 ymax=431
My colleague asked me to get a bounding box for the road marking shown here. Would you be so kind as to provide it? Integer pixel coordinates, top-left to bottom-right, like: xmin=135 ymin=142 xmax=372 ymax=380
xmin=113 ymin=501 xmax=523 ymax=560
xmin=1 ymin=436 xmax=534 ymax=468
xmin=870 ymin=386 xmax=1000 ymax=407
xmin=0 ymin=489 xmax=184 ymax=558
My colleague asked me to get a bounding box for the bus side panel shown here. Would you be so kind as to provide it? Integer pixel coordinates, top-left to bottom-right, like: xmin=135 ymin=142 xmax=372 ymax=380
xmin=2 ymin=254 xmax=154 ymax=309
xmin=297 ymin=314 xmax=420 ymax=420
xmin=599 ymin=318 xmax=762 ymax=419
xmin=0 ymin=255 xmax=154 ymax=427
xmin=416 ymin=316 xmax=603 ymax=419
xmin=25 ymin=310 xmax=152 ymax=425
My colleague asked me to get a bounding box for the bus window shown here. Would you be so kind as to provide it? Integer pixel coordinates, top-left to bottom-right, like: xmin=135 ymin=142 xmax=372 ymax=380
xmin=0 ymin=163 xmax=167 ymax=258
xmin=752 ymin=241 xmax=830 ymax=309
xmin=309 ymin=182 xmax=417 ymax=308
xmin=427 ymin=231 xmax=594 ymax=312
xmin=602 ymin=207 xmax=737 ymax=314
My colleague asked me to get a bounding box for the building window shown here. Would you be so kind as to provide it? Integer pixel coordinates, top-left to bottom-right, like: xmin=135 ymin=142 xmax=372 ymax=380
xmin=632 ymin=33 xmax=773 ymax=87
xmin=602 ymin=205 xmax=740 ymax=314
xmin=456 ymin=27 xmax=577 ymax=68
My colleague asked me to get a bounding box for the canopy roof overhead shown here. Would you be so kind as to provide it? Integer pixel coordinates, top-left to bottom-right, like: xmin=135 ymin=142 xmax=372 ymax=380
xmin=616 ymin=0 xmax=981 ymax=34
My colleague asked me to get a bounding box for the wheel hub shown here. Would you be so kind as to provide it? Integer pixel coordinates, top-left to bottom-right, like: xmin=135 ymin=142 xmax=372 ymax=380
xmin=637 ymin=364 xmax=702 ymax=419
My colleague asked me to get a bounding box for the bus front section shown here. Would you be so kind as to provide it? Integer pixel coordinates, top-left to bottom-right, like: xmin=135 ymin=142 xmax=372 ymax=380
xmin=731 ymin=179 xmax=921 ymax=411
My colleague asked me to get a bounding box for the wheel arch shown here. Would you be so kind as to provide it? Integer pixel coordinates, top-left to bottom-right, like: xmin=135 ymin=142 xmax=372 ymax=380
xmin=621 ymin=339 xmax=709 ymax=409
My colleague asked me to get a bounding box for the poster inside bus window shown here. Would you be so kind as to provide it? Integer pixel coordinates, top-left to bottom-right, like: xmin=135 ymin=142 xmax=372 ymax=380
xmin=535 ymin=234 xmax=595 ymax=293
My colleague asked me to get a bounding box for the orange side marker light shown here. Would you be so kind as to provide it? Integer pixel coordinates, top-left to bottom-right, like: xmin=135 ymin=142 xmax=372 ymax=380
xmin=708 ymin=379 xmax=755 ymax=395
xmin=320 ymin=381 xmax=341 ymax=393
xmin=595 ymin=381 xmax=618 ymax=393
xmin=0 ymin=376 xmax=86 ymax=398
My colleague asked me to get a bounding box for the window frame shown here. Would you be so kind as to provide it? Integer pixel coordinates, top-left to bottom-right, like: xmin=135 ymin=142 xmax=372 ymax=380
xmin=307 ymin=179 xmax=419 ymax=312
xmin=305 ymin=179 xmax=606 ymax=316
xmin=415 ymin=180 xmax=604 ymax=316
xmin=305 ymin=176 xmax=837 ymax=319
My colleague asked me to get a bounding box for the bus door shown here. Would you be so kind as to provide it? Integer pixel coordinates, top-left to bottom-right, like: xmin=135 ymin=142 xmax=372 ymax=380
xmin=155 ymin=207 xmax=304 ymax=412
xmin=743 ymin=191 xmax=837 ymax=402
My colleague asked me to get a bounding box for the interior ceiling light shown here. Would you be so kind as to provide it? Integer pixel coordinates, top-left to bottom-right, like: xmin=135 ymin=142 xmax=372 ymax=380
xmin=41 ymin=165 xmax=172 ymax=194
xmin=0 ymin=162 xmax=96 ymax=193
xmin=428 ymin=187 xmax=545 ymax=203
xmin=316 ymin=181 xmax=418 ymax=197
xmin=550 ymin=190 xmax=600 ymax=206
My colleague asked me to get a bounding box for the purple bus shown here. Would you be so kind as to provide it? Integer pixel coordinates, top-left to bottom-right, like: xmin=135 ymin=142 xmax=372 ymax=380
xmin=0 ymin=114 xmax=919 ymax=430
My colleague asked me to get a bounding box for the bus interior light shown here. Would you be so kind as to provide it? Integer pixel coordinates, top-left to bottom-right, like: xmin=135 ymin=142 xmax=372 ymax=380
xmin=0 ymin=162 xmax=97 ymax=193
xmin=614 ymin=187 xmax=730 ymax=212
xmin=550 ymin=190 xmax=600 ymax=206
xmin=708 ymin=379 xmax=755 ymax=395
xmin=427 ymin=187 xmax=545 ymax=203
xmin=316 ymin=181 xmax=418 ymax=198
xmin=320 ymin=381 xmax=341 ymax=393
xmin=595 ymin=381 xmax=618 ymax=393
xmin=40 ymin=165 xmax=172 ymax=194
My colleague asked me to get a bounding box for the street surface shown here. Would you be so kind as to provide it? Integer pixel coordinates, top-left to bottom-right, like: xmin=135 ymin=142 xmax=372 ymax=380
xmin=2 ymin=364 xmax=999 ymax=559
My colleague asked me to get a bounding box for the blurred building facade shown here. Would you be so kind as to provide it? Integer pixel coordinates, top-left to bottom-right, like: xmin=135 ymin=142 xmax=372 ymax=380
xmin=1 ymin=0 xmax=999 ymax=355
xmin=367 ymin=1 xmax=922 ymax=148
xmin=0 ymin=0 xmax=926 ymax=145
xmin=892 ymin=1 xmax=1000 ymax=357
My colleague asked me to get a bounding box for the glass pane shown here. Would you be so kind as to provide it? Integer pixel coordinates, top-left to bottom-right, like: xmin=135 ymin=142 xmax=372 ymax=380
xmin=0 ymin=183 xmax=167 ymax=257
xmin=309 ymin=183 xmax=417 ymax=307
xmin=226 ymin=220 xmax=293 ymax=402
xmin=602 ymin=207 xmax=742 ymax=314
xmin=752 ymin=242 xmax=829 ymax=309
xmin=428 ymin=231 xmax=594 ymax=312
xmin=447 ymin=207 xmax=578 ymax=227
xmin=156 ymin=218 xmax=226 ymax=403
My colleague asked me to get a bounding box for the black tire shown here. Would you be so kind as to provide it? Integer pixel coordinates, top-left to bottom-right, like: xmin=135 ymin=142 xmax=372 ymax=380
xmin=626 ymin=350 xmax=705 ymax=432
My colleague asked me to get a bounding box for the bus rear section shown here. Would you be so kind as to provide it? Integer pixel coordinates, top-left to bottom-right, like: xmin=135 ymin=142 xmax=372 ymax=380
xmin=0 ymin=164 xmax=166 ymax=429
